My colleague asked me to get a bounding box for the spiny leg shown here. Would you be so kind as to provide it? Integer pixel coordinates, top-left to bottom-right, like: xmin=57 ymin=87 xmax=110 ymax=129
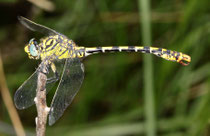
xmin=47 ymin=62 xmax=59 ymax=84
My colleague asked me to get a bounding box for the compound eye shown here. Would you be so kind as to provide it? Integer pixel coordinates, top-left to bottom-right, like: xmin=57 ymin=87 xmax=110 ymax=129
xmin=29 ymin=44 xmax=38 ymax=57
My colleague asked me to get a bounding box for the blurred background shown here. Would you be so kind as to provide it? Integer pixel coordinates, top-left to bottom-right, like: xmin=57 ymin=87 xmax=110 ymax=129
xmin=0 ymin=0 xmax=210 ymax=135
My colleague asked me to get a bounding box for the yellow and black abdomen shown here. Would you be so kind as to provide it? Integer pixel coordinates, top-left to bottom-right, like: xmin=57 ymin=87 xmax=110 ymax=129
xmin=84 ymin=46 xmax=191 ymax=65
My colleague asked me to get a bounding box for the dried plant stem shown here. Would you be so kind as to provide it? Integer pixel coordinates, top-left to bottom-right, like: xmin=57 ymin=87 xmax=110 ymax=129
xmin=0 ymin=54 xmax=25 ymax=136
xmin=35 ymin=63 xmax=49 ymax=136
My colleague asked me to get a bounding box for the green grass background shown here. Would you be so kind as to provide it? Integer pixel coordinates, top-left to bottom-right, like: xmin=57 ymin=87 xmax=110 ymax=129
xmin=0 ymin=0 xmax=210 ymax=135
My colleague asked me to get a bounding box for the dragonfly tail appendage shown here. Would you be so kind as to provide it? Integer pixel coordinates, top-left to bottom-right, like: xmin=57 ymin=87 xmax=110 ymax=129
xmin=84 ymin=46 xmax=191 ymax=65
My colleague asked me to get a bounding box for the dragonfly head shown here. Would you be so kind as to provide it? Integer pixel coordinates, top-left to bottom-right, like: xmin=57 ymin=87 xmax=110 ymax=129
xmin=24 ymin=38 xmax=40 ymax=59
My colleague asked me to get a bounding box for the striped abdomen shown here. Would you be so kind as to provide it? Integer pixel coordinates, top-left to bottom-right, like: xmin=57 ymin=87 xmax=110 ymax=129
xmin=84 ymin=46 xmax=191 ymax=66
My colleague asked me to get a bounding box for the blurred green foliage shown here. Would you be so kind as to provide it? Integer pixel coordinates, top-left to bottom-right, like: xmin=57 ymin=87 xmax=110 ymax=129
xmin=0 ymin=0 xmax=210 ymax=135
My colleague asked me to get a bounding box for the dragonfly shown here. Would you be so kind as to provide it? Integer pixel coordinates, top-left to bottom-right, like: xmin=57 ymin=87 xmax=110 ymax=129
xmin=14 ymin=16 xmax=191 ymax=126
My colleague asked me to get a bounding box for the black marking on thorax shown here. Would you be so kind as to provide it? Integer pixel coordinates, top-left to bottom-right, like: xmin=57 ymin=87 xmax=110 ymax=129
xmin=58 ymin=49 xmax=69 ymax=57
xmin=45 ymin=38 xmax=54 ymax=49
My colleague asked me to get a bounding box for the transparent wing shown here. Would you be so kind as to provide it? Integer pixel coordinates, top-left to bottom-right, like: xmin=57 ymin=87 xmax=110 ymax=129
xmin=18 ymin=16 xmax=61 ymax=36
xmin=49 ymin=58 xmax=84 ymax=125
xmin=14 ymin=60 xmax=65 ymax=109
xmin=14 ymin=70 xmax=39 ymax=109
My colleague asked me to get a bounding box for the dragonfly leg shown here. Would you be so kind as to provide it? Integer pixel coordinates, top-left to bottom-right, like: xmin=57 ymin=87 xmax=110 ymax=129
xmin=47 ymin=72 xmax=59 ymax=84
xmin=47 ymin=62 xmax=59 ymax=84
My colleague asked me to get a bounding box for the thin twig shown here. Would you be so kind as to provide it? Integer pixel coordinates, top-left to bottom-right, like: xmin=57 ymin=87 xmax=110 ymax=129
xmin=0 ymin=53 xmax=25 ymax=136
xmin=35 ymin=62 xmax=49 ymax=136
